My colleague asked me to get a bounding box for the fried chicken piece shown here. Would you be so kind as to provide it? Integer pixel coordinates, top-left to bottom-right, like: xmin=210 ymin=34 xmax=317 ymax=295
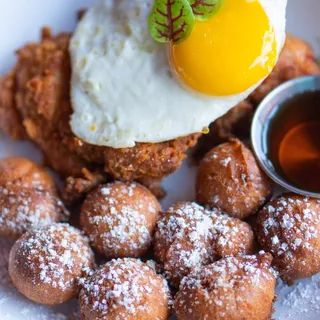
xmin=0 ymin=39 xmax=105 ymax=205
xmin=0 ymin=72 xmax=25 ymax=139
xmin=10 ymin=30 xmax=100 ymax=179
xmin=63 ymin=169 xmax=109 ymax=205
xmin=194 ymin=34 xmax=320 ymax=160
xmin=0 ymin=28 xmax=199 ymax=203
xmin=250 ymin=34 xmax=320 ymax=105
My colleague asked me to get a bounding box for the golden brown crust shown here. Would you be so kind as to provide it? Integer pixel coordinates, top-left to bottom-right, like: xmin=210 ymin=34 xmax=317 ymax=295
xmin=255 ymin=193 xmax=320 ymax=283
xmin=154 ymin=202 xmax=255 ymax=287
xmin=62 ymin=169 xmax=109 ymax=206
xmin=8 ymin=223 xmax=95 ymax=305
xmin=79 ymin=258 xmax=171 ymax=320
xmin=63 ymin=132 xmax=200 ymax=181
xmin=0 ymin=72 xmax=26 ymax=139
xmin=196 ymin=139 xmax=272 ymax=219
xmin=0 ymin=28 xmax=199 ymax=186
xmin=80 ymin=181 xmax=161 ymax=259
xmin=0 ymin=157 xmax=68 ymax=239
xmin=12 ymin=29 xmax=93 ymax=178
xmin=174 ymin=254 xmax=276 ymax=320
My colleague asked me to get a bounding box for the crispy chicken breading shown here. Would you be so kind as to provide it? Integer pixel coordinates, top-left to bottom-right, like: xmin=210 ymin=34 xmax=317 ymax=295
xmin=0 ymin=71 xmax=25 ymax=140
xmin=0 ymin=28 xmax=199 ymax=204
xmin=1 ymin=30 xmax=319 ymax=202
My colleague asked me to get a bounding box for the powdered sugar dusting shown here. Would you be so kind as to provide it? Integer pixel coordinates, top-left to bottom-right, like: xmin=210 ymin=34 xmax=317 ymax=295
xmin=154 ymin=202 xmax=254 ymax=285
xmin=175 ymin=254 xmax=276 ymax=318
xmin=220 ymin=156 xmax=232 ymax=167
xmin=89 ymin=205 xmax=150 ymax=252
xmin=11 ymin=223 xmax=93 ymax=291
xmin=0 ymin=235 xmax=80 ymax=319
xmin=256 ymin=194 xmax=320 ymax=281
xmin=0 ymin=177 xmax=67 ymax=238
xmin=79 ymin=258 xmax=171 ymax=318
xmin=81 ymin=181 xmax=160 ymax=258
xmin=275 ymin=274 xmax=320 ymax=319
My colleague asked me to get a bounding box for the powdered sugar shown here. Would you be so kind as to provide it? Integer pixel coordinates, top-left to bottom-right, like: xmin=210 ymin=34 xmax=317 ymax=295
xmin=220 ymin=157 xmax=232 ymax=167
xmin=81 ymin=181 xmax=160 ymax=258
xmin=0 ymin=177 xmax=68 ymax=238
xmin=275 ymin=274 xmax=320 ymax=319
xmin=11 ymin=223 xmax=93 ymax=291
xmin=175 ymin=254 xmax=276 ymax=318
xmin=89 ymin=205 xmax=150 ymax=251
xmin=0 ymin=235 xmax=81 ymax=319
xmin=79 ymin=258 xmax=171 ymax=318
xmin=154 ymin=202 xmax=254 ymax=285
xmin=257 ymin=194 xmax=320 ymax=281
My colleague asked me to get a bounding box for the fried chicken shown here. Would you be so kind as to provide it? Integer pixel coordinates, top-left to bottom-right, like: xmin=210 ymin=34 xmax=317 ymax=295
xmin=0 ymin=72 xmax=25 ymax=140
xmin=194 ymin=34 xmax=320 ymax=159
xmin=0 ymin=28 xmax=199 ymax=204
xmin=1 ymin=28 xmax=319 ymax=202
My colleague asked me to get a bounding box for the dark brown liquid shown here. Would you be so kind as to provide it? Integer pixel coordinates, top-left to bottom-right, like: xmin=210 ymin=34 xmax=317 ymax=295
xmin=266 ymin=90 xmax=320 ymax=193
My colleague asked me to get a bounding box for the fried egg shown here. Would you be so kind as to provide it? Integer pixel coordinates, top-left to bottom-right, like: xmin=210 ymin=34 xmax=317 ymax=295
xmin=70 ymin=0 xmax=287 ymax=148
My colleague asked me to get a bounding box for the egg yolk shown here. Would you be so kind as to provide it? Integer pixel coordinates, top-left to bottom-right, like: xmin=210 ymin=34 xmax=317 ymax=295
xmin=170 ymin=0 xmax=278 ymax=96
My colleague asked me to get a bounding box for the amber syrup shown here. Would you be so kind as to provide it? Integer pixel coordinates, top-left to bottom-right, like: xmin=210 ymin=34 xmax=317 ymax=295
xmin=266 ymin=90 xmax=320 ymax=193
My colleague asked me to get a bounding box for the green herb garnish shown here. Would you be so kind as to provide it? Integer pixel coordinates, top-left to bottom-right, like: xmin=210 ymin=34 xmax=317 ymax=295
xmin=148 ymin=0 xmax=224 ymax=44
xmin=148 ymin=0 xmax=195 ymax=44
xmin=188 ymin=0 xmax=223 ymax=21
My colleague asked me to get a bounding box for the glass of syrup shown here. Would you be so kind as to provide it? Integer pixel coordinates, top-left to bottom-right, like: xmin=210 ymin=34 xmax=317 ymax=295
xmin=251 ymin=75 xmax=320 ymax=198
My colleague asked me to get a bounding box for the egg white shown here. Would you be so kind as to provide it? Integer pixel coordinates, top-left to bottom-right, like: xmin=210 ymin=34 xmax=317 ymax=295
xmin=69 ymin=0 xmax=287 ymax=148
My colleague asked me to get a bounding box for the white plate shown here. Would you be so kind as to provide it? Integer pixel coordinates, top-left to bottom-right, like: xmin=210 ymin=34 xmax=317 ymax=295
xmin=0 ymin=0 xmax=320 ymax=319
